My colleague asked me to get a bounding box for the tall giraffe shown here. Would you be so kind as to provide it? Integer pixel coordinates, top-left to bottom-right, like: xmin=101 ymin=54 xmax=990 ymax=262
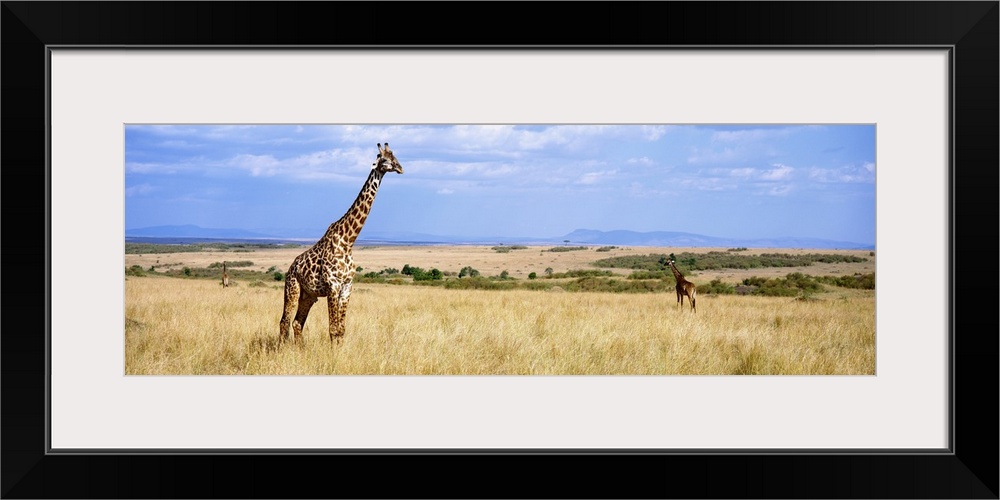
xmin=279 ymin=143 xmax=404 ymax=343
xmin=221 ymin=261 xmax=230 ymax=288
xmin=668 ymin=259 xmax=696 ymax=312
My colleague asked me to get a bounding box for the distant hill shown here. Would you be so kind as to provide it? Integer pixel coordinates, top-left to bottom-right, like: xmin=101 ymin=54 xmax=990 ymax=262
xmin=124 ymin=225 xmax=873 ymax=250
xmin=125 ymin=224 xmax=278 ymax=239
xmin=562 ymin=229 xmax=873 ymax=250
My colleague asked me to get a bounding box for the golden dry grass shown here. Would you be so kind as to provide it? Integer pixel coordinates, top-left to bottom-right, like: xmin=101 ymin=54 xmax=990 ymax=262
xmin=125 ymin=273 xmax=875 ymax=376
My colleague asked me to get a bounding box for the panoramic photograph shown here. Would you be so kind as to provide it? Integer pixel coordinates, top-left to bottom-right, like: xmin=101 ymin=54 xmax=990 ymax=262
xmin=124 ymin=124 xmax=876 ymax=375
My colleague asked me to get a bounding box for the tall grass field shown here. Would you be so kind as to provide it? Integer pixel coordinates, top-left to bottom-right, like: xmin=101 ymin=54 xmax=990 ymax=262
xmin=125 ymin=268 xmax=875 ymax=375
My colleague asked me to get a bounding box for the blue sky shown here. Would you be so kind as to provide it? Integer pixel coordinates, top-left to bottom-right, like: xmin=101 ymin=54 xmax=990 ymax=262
xmin=124 ymin=124 xmax=876 ymax=244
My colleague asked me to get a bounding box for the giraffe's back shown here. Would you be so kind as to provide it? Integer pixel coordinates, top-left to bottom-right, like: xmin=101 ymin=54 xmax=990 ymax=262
xmin=288 ymin=242 xmax=355 ymax=297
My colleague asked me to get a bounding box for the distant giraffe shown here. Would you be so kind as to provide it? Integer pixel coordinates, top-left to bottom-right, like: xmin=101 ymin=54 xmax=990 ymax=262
xmin=668 ymin=259 xmax=696 ymax=312
xmin=279 ymin=143 xmax=404 ymax=344
xmin=221 ymin=262 xmax=230 ymax=288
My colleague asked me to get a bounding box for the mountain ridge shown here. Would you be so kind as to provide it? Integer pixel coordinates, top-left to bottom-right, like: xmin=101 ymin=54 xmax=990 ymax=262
xmin=125 ymin=225 xmax=874 ymax=250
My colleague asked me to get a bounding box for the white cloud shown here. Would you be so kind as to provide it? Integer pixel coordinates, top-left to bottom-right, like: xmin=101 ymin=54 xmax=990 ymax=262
xmin=437 ymin=188 xmax=455 ymax=195
xmin=688 ymin=147 xmax=741 ymax=165
xmin=688 ymin=126 xmax=814 ymax=165
xmin=454 ymin=125 xmax=516 ymax=147
xmin=576 ymin=169 xmax=618 ymax=185
xmin=807 ymin=162 xmax=875 ymax=184
xmin=229 ymin=154 xmax=281 ymax=176
xmin=640 ymin=125 xmax=671 ymax=141
xmin=136 ymin=125 xmax=200 ymax=137
xmin=760 ymin=163 xmax=794 ymax=181
xmin=712 ymin=128 xmax=788 ymax=143
xmin=679 ymin=177 xmax=737 ymax=192
xmin=160 ymin=140 xmax=198 ymax=149
xmin=127 ymin=162 xmax=169 ymax=174
xmin=709 ymin=126 xmax=819 ymax=144
xmin=125 ymin=183 xmax=155 ymax=197
xmin=766 ymin=185 xmax=793 ymax=196
xmin=222 ymin=148 xmax=373 ymax=180
xmin=407 ymin=160 xmax=520 ymax=179
xmin=725 ymin=164 xmax=793 ymax=181
xmin=402 ymin=125 xmax=666 ymax=156
xmin=629 ymin=182 xmax=669 ymax=198
xmin=626 ymin=156 xmax=655 ymax=166
xmin=338 ymin=125 xmax=441 ymax=148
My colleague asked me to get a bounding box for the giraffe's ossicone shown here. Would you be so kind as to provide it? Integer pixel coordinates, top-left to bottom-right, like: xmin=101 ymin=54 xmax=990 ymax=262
xmin=279 ymin=143 xmax=404 ymax=343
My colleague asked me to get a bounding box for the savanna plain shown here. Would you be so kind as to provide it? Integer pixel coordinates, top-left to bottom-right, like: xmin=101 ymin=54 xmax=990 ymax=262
xmin=124 ymin=244 xmax=875 ymax=375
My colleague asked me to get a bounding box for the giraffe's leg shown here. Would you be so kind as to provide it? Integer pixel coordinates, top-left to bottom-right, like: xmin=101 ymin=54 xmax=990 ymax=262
xmin=328 ymin=298 xmax=345 ymax=344
xmin=682 ymin=286 xmax=692 ymax=312
xmin=328 ymin=282 xmax=352 ymax=344
xmin=293 ymin=293 xmax=318 ymax=341
xmin=279 ymin=276 xmax=300 ymax=342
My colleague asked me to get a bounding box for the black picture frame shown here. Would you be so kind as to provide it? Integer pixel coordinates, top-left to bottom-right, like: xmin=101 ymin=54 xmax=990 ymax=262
xmin=3 ymin=2 xmax=997 ymax=498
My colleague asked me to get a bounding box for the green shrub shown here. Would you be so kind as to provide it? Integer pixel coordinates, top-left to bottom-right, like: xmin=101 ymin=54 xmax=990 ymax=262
xmin=815 ymin=273 xmax=875 ymax=289
xmin=126 ymin=265 xmax=146 ymax=277
xmin=563 ymin=277 xmax=672 ymax=294
xmin=594 ymin=252 xmax=868 ymax=272
xmin=459 ymin=266 xmax=480 ymax=278
xmin=273 ymin=271 xmax=284 ymax=281
xmin=742 ymin=273 xmax=826 ymax=296
xmin=412 ymin=268 xmax=443 ymax=281
xmin=357 ymin=273 xmax=386 ymax=283
xmin=700 ymin=279 xmax=736 ymax=295
xmin=443 ymin=276 xmax=518 ymax=291
xmin=628 ymin=270 xmax=669 ymax=280
xmin=549 ymin=269 xmax=613 ymax=279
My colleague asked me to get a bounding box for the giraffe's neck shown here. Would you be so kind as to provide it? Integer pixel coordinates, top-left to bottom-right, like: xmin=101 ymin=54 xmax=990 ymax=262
xmin=669 ymin=263 xmax=686 ymax=282
xmin=327 ymin=167 xmax=385 ymax=247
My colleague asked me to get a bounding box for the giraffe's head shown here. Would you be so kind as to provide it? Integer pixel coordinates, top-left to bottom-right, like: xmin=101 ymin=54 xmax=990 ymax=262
xmin=374 ymin=143 xmax=404 ymax=175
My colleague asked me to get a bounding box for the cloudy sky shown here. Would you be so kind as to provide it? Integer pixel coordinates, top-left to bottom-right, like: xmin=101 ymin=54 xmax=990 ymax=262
xmin=124 ymin=124 xmax=876 ymax=244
